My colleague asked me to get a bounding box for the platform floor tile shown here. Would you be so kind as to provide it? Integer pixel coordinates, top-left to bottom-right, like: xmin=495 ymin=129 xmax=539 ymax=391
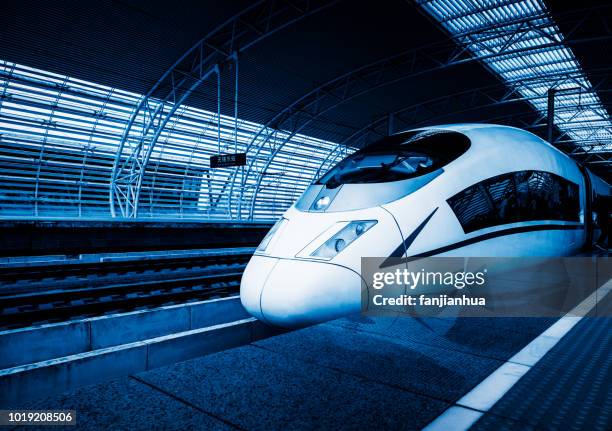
xmin=137 ymin=344 xmax=449 ymax=430
xmin=6 ymin=377 xmax=233 ymax=431
xmin=255 ymin=322 xmax=502 ymax=403
xmin=329 ymin=316 xmax=556 ymax=362
xmin=472 ymin=316 xmax=611 ymax=431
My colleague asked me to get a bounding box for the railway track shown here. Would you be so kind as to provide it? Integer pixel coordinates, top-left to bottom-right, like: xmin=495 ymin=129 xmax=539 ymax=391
xmin=0 ymin=248 xmax=254 ymax=329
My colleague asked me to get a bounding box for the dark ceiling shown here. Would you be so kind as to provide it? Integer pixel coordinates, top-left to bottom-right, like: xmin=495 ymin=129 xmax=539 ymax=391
xmin=0 ymin=0 xmax=610 ymax=179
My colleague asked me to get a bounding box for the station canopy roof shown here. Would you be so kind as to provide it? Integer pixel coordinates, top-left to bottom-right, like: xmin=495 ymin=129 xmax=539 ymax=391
xmin=0 ymin=0 xmax=609 ymax=220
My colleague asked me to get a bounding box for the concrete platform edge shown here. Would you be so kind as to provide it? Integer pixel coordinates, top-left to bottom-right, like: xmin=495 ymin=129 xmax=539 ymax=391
xmin=0 ymin=317 xmax=277 ymax=405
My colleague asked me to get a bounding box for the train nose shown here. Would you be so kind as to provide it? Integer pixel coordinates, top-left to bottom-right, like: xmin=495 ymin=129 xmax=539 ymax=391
xmin=240 ymin=255 xmax=363 ymax=328
xmin=240 ymin=255 xmax=278 ymax=322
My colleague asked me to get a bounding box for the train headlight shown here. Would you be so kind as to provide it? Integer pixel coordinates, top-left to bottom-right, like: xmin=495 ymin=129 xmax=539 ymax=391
xmin=311 ymin=220 xmax=377 ymax=259
xmin=314 ymin=196 xmax=331 ymax=210
xmin=257 ymin=218 xmax=286 ymax=253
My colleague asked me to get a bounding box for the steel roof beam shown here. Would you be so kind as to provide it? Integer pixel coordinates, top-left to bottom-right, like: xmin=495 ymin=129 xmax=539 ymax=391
xmin=109 ymin=0 xmax=337 ymax=217
xmin=228 ymin=7 xmax=611 ymax=219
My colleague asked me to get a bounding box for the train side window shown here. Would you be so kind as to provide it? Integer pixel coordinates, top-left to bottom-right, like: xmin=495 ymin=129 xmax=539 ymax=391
xmin=446 ymin=182 xmax=498 ymax=233
xmin=484 ymin=174 xmax=516 ymax=222
xmin=447 ymin=170 xmax=580 ymax=233
xmin=514 ymin=171 xmax=580 ymax=222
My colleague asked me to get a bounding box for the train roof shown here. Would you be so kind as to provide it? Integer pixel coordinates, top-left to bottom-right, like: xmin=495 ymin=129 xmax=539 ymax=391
xmin=406 ymin=123 xmax=534 ymax=134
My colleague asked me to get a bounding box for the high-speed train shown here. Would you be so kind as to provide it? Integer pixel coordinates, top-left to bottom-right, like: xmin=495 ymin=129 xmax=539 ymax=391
xmin=240 ymin=124 xmax=611 ymax=328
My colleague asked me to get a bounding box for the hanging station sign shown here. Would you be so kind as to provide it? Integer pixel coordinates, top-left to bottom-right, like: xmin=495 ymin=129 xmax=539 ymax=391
xmin=210 ymin=153 xmax=247 ymax=168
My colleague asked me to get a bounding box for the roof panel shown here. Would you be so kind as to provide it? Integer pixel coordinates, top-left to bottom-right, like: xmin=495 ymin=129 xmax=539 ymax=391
xmin=419 ymin=0 xmax=612 ymax=153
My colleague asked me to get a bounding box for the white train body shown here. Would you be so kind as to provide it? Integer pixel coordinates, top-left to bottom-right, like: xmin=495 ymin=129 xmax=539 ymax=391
xmin=240 ymin=124 xmax=610 ymax=327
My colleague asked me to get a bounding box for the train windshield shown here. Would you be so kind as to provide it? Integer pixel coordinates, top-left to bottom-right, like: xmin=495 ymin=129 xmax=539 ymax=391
xmin=316 ymin=130 xmax=470 ymax=188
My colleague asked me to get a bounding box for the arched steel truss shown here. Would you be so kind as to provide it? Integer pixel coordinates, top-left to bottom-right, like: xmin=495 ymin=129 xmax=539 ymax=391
xmin=227 ymin=7 xmax=611 ymax=219
xmin=314 ymin=74 xmax=612 ymax=184
xmin=417 ymin=0 xmax=612 ymax=177
xmin=1 ymin=2 xmax=609 ymax=221
xmin=334 ymin=70 xmax=612 ymax=152
xmin=110 ymin=0 xmax=337 ymax=217
xmin=0 ymin=59 xmax=339 ymax=220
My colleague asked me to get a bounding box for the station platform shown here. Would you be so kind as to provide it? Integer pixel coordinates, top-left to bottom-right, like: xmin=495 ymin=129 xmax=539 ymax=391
xmin=6 ymin=293 xmax=610 ymax=431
